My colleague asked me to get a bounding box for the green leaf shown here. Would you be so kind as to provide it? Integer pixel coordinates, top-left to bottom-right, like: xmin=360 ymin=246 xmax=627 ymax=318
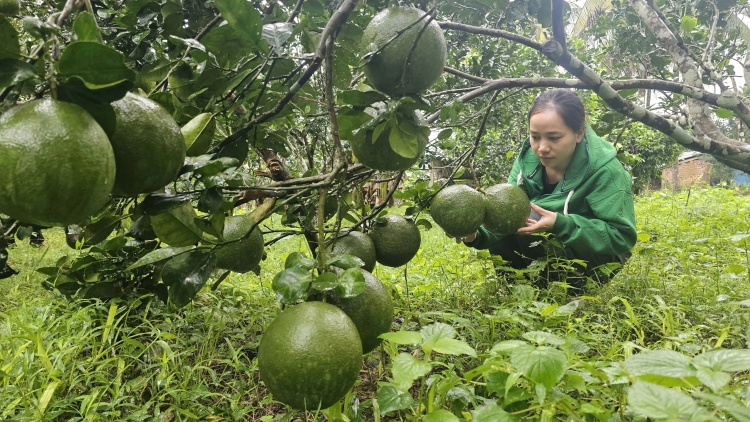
xmin=715 ymin=108 xmax=734 ymax=118
xmin=430 ymin=338 xmax=477 ymax=357
xmin=126 ymin=246 xmax=195 ymax=270
xmin=162 ymin=251 xmax=216 ymax=308
xmin=522 ymin=331 xmax=566 ymax=346
xmin=628 ymin=381 xmax=709 ymax=421
xmin=0 ymin=15 xmax=20 ymax=60
xmin=694 ymin=349 xmax=750 ymax=372
xmin=201 ymin=23 xmax=257 ymax=67
xmin=214 ymin=0 xmax=262 ymax=44
xmin=392 ymin=353 xmax=432 ymax=390
xmin=377 ymin=383 xmax=415 ymax=416
xmin=693 ymin=391 xmax=750 ymax=422
xmin=58 ymin=42 xmax=136 ymax=89
xmin=261 ymin=22 xmax=294 ymax=50
xmin=82 ymin=281 xmax=123 ymax=299
xmin=511 ymin=346 xmax=567 ymax=389
xmin=472 ymin=403 xmax=512 ymax=422
xmin=334 ymin=267 xmax=365 ymax=298
xmin=625 ymin=350 xmax=696 ymax=378
xmin=284 ymin=252 xmax=315 ymax=270
xmin=182 ymin=113 xmax=216 ymax=156
xmin=311 ymin=272 xmax=339 ymax=291
xmin=271 ymin=267 xmax=312 ymax=304
xmin=695 ymin=367 xmax=731 ymax=392
xmin=81 ymin=216 xmax=123 ymax=247
xmin=22 ymin=16 xmax=58 ymax=41
xmin=337 ymin=90 xmax=387 ymax=107
xmin=681 ymin=16 xmax=698 ymax=32
xmin=0 ymin=58 xmax=37 ymax=90
xmin=421 ymin=322 xmax=456 ymax=343
xmin=151 ymin=203 xmax=203 ymax=247
xmin=337 ymin=107 xmax=372 ymax=140
xmin=490 ymin=340 xmax=533 ymax=354
xmin=371 ymin=121 xmax=387 ymax=143
xmin=327 ymin=253 xmax=365 ymax=270
xmin=72 ymin=12 xmax=101 ymax=43
xmin=423 ymin=410 xmax=460 ymax=422
xmin=388 ymin=126 xmax=419 ymax=159
xmin=379 ymin=331 xmax=423 ymax=345
xmin=138 ymin=194 xmax=192 ymax=216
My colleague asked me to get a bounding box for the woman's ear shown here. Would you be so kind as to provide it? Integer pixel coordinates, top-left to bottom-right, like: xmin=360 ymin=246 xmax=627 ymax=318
xmin=576 ymin=128 xmax=585 ymax=143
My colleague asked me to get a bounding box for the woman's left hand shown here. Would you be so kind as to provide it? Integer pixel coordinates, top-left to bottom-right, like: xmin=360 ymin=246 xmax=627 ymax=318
xmin=517 ymin=203 xmax=556 ymax=234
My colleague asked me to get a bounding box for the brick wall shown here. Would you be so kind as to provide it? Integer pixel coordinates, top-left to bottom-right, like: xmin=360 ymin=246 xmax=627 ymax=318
xmin=662 ymin=158 xmax=713 ymax=190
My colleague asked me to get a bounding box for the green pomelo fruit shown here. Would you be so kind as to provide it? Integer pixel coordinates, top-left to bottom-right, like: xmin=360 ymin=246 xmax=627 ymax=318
xmin=430 ymin=184 xmax=486 ymax=238
xmin=214 ymin=214 xmax=264 ymax=273
xmin=327 ymin=231 xmax=377 ymax=272
xmin=109 ymin=92 xmax=186 ymax=196
xmin=0 ymin=0 xmax=19 ymax=16
xmin=349 ymin=113 xmax=428 ymax=171
xmin=258 ymin=301 xmax=363 ymax=410
xmin=483 ymin=183 xmax=530 ymax=236
xmin=0 ymin=99 xmax=115 ymax=227
xmin=328 ymin=269 xmax=393 ymax=353
xmin=362 ymin=6 xmax=447 ymax=97
xmin=369 ymin=214 xmax=421 ymax=267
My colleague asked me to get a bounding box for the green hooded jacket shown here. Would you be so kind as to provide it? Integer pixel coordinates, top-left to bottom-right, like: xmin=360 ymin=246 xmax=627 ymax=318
xmin=470 ymin=125 xmax=637 ymax=257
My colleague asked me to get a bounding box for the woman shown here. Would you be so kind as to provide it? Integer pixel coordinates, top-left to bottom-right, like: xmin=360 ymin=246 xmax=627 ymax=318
xmin=462 ymin=89 xmax=637 ymax=291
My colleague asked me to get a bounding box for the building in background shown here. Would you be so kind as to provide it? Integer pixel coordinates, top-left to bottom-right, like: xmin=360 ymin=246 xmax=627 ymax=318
xmin=661 ymin=151 xmax=713 ymax=190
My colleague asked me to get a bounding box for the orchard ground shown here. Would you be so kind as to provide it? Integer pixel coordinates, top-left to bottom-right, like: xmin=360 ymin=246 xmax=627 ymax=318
xmin=1 ymin=186 xmax=750 ymax=421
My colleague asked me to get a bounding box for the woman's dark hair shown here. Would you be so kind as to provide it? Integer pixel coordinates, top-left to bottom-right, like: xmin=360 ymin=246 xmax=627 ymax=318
xmin=527 ymin=89 xmax=586 ymax=134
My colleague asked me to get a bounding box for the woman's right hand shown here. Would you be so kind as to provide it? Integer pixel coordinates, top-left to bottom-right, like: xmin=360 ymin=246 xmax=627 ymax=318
xmin=455 ymin=232 xmax=477 ymax=243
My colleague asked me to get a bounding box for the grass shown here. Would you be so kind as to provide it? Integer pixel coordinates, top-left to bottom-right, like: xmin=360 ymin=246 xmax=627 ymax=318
xmin=1 ymin=186 xmax=749 ymax=421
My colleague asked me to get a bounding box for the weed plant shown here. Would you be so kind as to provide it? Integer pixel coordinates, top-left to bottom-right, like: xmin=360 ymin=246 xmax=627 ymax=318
xmin=1 ymin=187 xmax=749 ymax=421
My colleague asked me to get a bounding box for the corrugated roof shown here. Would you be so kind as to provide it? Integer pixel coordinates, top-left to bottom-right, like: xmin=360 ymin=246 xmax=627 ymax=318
xmin=678 ymin=151 xmax=703 ymax=161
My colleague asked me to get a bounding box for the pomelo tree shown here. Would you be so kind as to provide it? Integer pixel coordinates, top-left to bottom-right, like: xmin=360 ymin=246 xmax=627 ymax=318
xmin=0 ymin=0 xmax=748 ymax=305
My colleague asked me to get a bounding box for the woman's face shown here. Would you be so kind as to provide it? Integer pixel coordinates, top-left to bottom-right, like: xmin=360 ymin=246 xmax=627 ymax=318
xmin=528 ymin=109 xmax=584 ymax=174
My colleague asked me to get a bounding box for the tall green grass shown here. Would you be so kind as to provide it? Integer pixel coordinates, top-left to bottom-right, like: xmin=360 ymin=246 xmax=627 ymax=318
xmin=0 ymin=187 xmax=748 ymax=420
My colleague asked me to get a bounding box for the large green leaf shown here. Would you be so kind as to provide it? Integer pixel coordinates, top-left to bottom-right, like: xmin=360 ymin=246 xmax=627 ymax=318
xmin=284 ymin=252 xmax=315 ymax=270
xmin=261 ymin=22 xmax=293 ymax=51
xmin=388 ymin=126 xmax=419 ymax=159
xmin=58 ymin=42 xmax=136 ymax=89
xmin=214 ymin=0 xmax=262 ymax=44
xmin=271 ymin=267 xmax=312 ymax=304
xmin=511 ymin=346 xmax=567 ymax=389
xmin=625 ymin=350 xmax=696 ymax=378
xmin=201 ymin=23 xmax=257 ymax=67
xmin=0 ymin=58 xmax=37 ymax=90
xmin=151 ymin=203 xmax=203 ymax=247
xmin=72 ymin=12 xmax=101 ymax=43
xmin=377 ymin=383 xmax=415 ymax=416
xmin=334 ymin=267 xmax=365 ymax=298
xmin=379 ymin=331 xmax=423 ymax=345
xmin=392 ymin=353 xmax=432 ymax=391
xmin=127 ymin=246 xmax=196 ymax=270
xmin=693 ymin=349 xmax=750 ymax=372
xmin=162 ymin=251 xmax=216 ymax=308
xmin=0 ymin=15 xmax=19 ymax=60
xmin=627 ymin=381 xmax=710 ymax=421
xmin=423 ymin=410 xmax=460 ymax=422
xmin=693 ymin=391 xmax=750 ymax=422
xmin=182 ymin=113 xmax=216 ymax=156
xmin=472 ymin=403 xmax=512 ymax=422
xmin=430 ymin=338 xmax=477 ymax=357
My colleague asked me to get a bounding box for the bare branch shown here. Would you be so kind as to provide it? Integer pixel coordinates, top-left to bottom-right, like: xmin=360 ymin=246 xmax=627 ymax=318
xmin=438 ymin=21 xmax=544 ymax=51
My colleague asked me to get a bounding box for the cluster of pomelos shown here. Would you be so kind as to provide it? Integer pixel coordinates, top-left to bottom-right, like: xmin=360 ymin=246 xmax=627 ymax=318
xmin=0 ymin=93 xmax=186 ymax=227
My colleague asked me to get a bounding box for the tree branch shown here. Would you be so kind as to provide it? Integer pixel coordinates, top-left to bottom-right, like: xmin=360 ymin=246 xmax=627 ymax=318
xmin=438 ymin=21 xmax=544 ymax=51
xmin=208 ymin=0 xmax=360 ymax=154
xmin=541 ymin=39 xmax=750 ymax=166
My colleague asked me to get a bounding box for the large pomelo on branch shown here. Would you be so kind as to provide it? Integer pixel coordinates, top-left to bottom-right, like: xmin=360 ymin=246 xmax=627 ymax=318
xmin=258 ymin=301 xmax=363 ymax=410
xmin=109 ymin=92 xmax=186 ymax=196
xmin=328 ymin=268 xmax=393 ymax=353
xmin=327 ymin=231 xmax=377 ymax=272
xmin=0 ymin=99 xmax=116 ymax=227
xmin=430 ymin=184 xmax=486 ymax=238
xmin=214 ymin=214 xmax=264 ymax=273
xmin=362 ymin=6 xmax=447 ymax=97
xmin=483 ymin=183 xmax=530 ymax=236
xmin=369 ymin=214 xmax=421 ymax=267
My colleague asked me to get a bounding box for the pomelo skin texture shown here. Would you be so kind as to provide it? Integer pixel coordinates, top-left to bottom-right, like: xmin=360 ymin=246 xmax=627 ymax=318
xmin=430 ymin=184 xmax=486 ymax=238
xmin=483 ymin=183 xmax=531 ymax=236
xmin=214 ymin=214 xmax=264 ymax=273
xmin=258 ymin=302 xmax=363 ymax=410
xmin=329 ymin=269 xmax=394 ymax=353
xmin=109 ymin=92 xmax=186 ymax=196
xmin=328 ymin=231 xmax=377 ymax=272
xmin=0 ymin=99 xmax=116 ymax=227
xmin=369 ymin=214 xmax=421 ymax=267
xmin=362 ymin=6 xmax=447 ymax=97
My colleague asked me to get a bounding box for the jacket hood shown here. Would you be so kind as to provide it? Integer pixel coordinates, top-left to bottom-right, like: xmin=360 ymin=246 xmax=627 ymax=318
xmin=516 ymin=125 xmax=618 ymax=193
